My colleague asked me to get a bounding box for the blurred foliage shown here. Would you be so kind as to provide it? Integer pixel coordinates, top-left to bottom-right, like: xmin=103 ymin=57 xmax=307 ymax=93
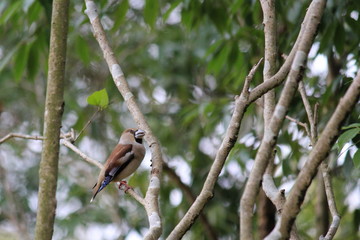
xmin=0 ymin=0 xmax=360 ymax=239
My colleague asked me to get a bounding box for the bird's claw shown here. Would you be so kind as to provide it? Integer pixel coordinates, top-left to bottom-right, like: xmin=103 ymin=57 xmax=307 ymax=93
xmin=118 ymin=181 xmax=133 ymax=193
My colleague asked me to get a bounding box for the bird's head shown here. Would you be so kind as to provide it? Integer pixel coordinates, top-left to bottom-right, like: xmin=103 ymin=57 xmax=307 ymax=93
xmin=119 ymin=128 xmax=145 ymax=144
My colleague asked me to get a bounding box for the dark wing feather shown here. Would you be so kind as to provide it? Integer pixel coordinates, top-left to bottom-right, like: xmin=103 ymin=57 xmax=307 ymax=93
xmin=104 ymin=144 xmax=134 ymax=178
xmin=91 ymin=144 xmax=134 ymax=202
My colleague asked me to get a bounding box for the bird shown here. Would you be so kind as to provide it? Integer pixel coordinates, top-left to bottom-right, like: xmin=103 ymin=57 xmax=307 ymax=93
xmin=90 ymin=128 xmax=146 ymax=202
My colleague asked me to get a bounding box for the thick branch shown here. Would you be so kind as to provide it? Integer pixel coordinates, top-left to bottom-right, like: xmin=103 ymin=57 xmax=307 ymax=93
xmin=270 ymin=71 xmax=360 ymax=239
xmin=241 ymin=0 xmax=326 ymax=239
xmin=166 ymin=58 xmax=263 ymax=240
xmin=258 ymin=1 xmax=278 ymax=235
xmin=260 ymin=0 xmax=277 ymax=122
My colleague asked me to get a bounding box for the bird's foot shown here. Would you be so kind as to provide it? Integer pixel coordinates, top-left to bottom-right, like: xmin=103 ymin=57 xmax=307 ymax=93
xmin=118 ymin=181 xmax=133 ymax=193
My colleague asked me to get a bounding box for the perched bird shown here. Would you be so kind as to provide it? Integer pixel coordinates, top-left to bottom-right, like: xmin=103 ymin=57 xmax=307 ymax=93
xmin=90 ymin=128 xmax=146 ymax=202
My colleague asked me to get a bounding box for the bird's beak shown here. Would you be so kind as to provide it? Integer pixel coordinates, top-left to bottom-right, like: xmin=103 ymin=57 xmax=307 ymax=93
xmin=135 ymin=129 xmax=145 ymax=139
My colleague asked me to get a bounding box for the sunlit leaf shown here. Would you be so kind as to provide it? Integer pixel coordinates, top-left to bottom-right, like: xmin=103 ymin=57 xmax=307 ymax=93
xmin=87 ymin=89 xmax=109 ymax=109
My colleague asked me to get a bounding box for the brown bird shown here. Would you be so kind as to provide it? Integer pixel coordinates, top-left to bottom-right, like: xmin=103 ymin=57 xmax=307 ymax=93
xmin=90 ymin=128 xmax=146 ymax=202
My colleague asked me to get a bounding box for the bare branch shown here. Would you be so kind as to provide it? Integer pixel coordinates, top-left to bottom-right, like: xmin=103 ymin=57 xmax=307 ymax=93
xmin=299 ymin=80 xmax=340 ymax=239
xmin=242 ymin=58 xmax=264 ymax=97
xmin=319 ymin=163 xmax=340 ymax=240
xmin=0 ymin=131 xmax=76 ymax=144
xmin=61 ymin=139 xmax=103 ymax=170
xmin=269 ymin=70 xmax=360 ymax=239
xmin=167 ymin=59 xmax=263 ymax=240
xmin=0 ymin=133 xmax=45 ymax=144
xmin=286 ymin=115 xmax=311 ymax=139
xmin=260 ymin=0 xmax=277 ymax=123
xmin=299 ymin=81 xmax=317 ymax=139
xmin=241 ymin=0 xmax=326 ymax=238
xmin=84 ymin=1 xmax=163 ymax=238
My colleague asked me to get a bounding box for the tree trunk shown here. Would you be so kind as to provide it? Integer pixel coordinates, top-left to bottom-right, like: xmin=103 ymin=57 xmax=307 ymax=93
xmin=34 ymin=0 xmax=70 ymax=239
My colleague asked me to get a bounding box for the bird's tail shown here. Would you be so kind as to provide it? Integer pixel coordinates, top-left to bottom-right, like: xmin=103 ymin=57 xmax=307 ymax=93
xmin=90 ymin=175 xmax=112 ymax=202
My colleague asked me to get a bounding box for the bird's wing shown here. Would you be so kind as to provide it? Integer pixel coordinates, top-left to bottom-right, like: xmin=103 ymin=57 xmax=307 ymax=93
xmin=90 ymin=144 xmax=134 ymax=202
xmin=104 ymin=144 xmax=134 ymax=181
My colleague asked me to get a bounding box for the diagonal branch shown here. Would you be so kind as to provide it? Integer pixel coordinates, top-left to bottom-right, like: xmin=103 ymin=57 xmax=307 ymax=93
xmin=166 ymin=58 xmax=263 ymax=240
xmin=240 ymin=0 xmax=327 ymax=238
xmin=84 ymin=1 xmax=163 ymax=238
xmin=298 ymin=82 xmax=340 ymax=240
xmin=268 ymin=69 xmax=360 ymax=239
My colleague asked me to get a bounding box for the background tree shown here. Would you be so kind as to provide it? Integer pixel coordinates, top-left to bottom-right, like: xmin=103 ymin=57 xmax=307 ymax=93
xmin=0 ymin=0 xmax=359 ymax=239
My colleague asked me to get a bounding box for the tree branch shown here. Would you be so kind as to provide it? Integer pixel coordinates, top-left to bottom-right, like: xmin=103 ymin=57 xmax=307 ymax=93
xmin=166 ymin=58 xmax=263 ymax=240
xmin=241 ymin=0 xmax=326 ymax=238
xmin=259 ymin=1 xmax=278 ymax=231
xmin=298 ymin=82 xmax=340 ymax=240
xmin=268 ymin=70 xmax=360 ymax=239
xmin=84 ymin=1 xmax=163 ymax=238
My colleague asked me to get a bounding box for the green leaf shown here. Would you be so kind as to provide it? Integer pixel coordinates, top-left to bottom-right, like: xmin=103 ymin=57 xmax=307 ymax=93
xmin=0 ymin=43 xmax=21 ymax=72
xmin=0 ymin=1 xmax=22 ymax=25
xmin=282 ymin=158 xmax=291 ymax=176
xmin=334 ymin=22 xmax=345 ymax=54
xmin=342 ymin=123 xmax=360 ymax=130
xmin=113 ymin=0 xmax=129 ymax=30
xmin=87 ymin=89 xmax=109 ymax=109
xmin=144 ymin=0 xmax=159 ymax=28
xmin=207 ymin=43 xmax=231 ymax=75
xmin=230 ymin=0 xmax=244 ymax=14
xmin=163 ymin=0 xmax=182 ymax=22
xmin=353 ymin=149 xmax=360 ymax=168
xmin=13 ymin=43 xmax=31 ymax=82
xmin=203 ymin=39 xmax=223 ymax=59
xmin=27 ymin=41 xmax=40 ymax=81
xmin=27 ymin=1 xmax=43 ymax=23
xmin=337 ymin=128 xmax=360 ymax=150
xmin=75 ymin=36 xmax=91 ymax=65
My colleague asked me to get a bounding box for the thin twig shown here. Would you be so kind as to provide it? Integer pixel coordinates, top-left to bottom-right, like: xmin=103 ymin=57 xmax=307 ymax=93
xmin=60 ymin=139 xmax=103 ymax=169
xmin=0 ymin=132 xmax=75 ymax=144
xmin=0 ymin=133 xmax=45 ymax=144
xmin=286 ymin=115 xmax=311 ymax=140
xmin=298 ymin=82 xmax=341 ymax=240
xmin=74 ymin=108 xmax=102 ymax=142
